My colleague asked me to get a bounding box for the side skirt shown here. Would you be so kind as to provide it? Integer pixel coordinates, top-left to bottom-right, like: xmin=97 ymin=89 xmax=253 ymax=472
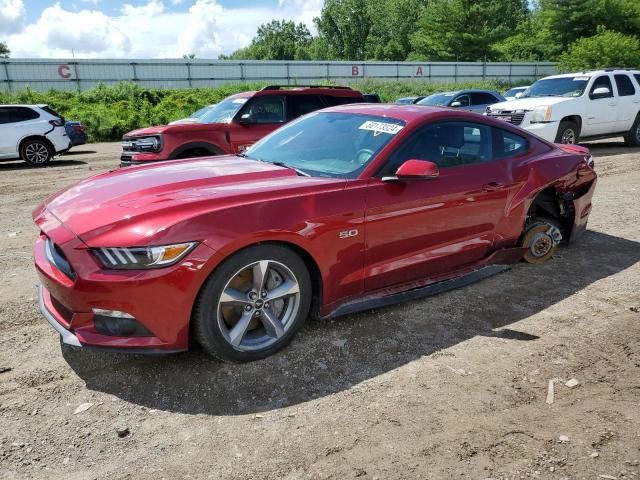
xmin=321 ymin=264 xmax=511 ymax=319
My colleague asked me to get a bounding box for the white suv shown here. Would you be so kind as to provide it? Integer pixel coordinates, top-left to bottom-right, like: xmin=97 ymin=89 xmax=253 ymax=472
xmin=487 ymin=69 xmax=640 ymax=146
xmin=0 ymin=104 xmax=71 ymax=166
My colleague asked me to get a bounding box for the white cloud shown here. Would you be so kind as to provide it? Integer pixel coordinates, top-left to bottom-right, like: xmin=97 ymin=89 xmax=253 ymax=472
xmin=121 ymin=0 xmax=165 ymax=17
xmin=5 ymin=0 xmax=323 ymax=58
xmin=0 ymin=0 xmax=26 ymax=34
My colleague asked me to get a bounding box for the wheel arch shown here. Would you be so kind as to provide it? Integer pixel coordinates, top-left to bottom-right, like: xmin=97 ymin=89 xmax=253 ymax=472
xmin=524 ymin=184 xmax=574 ymax=240
xmin=559 ymin=115 xmax=582 ymax=134
xmin=18 ymin=135 xmax=54 ymax=158
xmin=189 ymin=238 xmax=324 ymax=336
xmin=169 ymin=142 xmax=225 ymax=160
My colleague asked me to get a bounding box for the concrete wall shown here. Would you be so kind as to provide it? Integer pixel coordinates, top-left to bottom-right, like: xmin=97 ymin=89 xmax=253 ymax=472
xmin=0 ymin=59 xmax=557 ymax=92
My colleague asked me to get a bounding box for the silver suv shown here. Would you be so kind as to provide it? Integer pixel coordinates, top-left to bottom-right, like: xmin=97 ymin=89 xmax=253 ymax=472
xmin=0 ymin=104 xmax=71 ymax=166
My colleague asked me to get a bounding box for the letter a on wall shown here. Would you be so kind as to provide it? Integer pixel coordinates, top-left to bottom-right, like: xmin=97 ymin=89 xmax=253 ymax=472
xmin=416 ymin=66 xmax=423 ymax=77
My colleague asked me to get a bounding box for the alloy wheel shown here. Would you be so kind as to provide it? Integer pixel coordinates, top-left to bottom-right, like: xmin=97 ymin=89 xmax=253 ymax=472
xmin=560 ymin=128 xmax=576 ymax=144
xmin=25 ymin=142 xmax=50 ymax=164
xmin=216 ymin=260 xmax=301 ymax=352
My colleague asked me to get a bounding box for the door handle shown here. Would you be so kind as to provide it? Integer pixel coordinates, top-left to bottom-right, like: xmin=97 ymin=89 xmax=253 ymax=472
xmin=482 ymin=182 xmax=504 ymax=192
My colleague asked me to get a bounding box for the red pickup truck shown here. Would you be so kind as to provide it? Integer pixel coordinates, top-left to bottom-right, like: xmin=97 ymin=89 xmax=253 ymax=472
xmin=120 ymin=85 xmax=371 ymax=167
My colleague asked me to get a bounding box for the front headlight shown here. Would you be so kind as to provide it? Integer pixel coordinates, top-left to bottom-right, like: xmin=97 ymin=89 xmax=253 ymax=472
xmin=93 ymin=242 xmax=197 ymax=269
xmin=530 ymin=106 xmax=553 ymax=123
xmin=122 ymin=135 xmax=163 ymax=152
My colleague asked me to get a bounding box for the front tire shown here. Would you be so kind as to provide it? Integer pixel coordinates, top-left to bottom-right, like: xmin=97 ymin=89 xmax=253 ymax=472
xmin=555 ymin=121 xmax=579 ymax=145
xmin=192 ymin=244 xmax=312 ymax=362
xmin=21 ymin=138 xmax=53 ymax=166
xmin=624 ymin=115 xmax=640 ymax=147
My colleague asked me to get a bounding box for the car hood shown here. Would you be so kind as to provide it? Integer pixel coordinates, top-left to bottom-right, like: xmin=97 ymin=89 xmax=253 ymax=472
xmin=489 ymin=96 xmax=575 ymax=111
xmin=124 ymin=122 xmax=224 ymax=137
xmin=36 ymin=156 xmax=342 ymax=247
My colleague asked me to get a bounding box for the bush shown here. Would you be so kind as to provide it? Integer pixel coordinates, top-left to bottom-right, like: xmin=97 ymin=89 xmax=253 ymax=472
xmin=0 ymin=79 xmax=520 ymax=142
xmin=558 ymin=28 xmax=640 ymax=72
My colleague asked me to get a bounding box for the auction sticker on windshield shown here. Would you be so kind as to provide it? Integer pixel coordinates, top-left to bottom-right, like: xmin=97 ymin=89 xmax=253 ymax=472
xmin=359 ymin=121 xmax=404 ymax=136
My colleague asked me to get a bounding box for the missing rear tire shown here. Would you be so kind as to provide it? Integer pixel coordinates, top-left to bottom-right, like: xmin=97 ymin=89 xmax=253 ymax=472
xmin=521 ymin=217 xmax=562 ymax=264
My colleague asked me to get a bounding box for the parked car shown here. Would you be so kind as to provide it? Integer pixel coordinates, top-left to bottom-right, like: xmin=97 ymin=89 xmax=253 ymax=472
xmin=504 ymin=86 xmax=530 ymax=101
xmin=64 ymin=121 xmax=88 ymax=146
xmin=486 ymin=69 xmax=640 ymax=145
xmin=120 ymin=85 xmax=370 ymax=167
xmin=34 ymin=104 xmax=597 ymax=362
xmin=168 ymin=104 xmax=217 ymax=125
xmin=416 ymin=89 xmax=505 ymax=113
xmin=395 ymin=96 xmax=426 ymax=104
xmin=0 ymin=104 xmax=70 ymax=166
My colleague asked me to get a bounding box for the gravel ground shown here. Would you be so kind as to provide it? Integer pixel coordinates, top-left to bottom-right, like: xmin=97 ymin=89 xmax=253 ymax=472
xmin=0 ymin=141 xmax=639 ymax=480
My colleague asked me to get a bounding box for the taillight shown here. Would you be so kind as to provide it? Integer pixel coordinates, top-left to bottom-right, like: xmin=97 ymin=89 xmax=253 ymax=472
xmin=73 ymin=125 xmax=85 ymax=133
xmin=586 ymin=154 xmax=594 ymax=169
xmin=49 ymin=119 xmax=64 ymax=127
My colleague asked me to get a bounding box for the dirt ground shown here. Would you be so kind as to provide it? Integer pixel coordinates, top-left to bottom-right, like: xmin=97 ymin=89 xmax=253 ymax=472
xmin=0 ymin=141 xmax=638 ymax=480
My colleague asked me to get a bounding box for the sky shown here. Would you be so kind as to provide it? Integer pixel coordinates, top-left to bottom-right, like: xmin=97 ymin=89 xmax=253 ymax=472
xmin=0 ymin=0 xmax=323 ymax=59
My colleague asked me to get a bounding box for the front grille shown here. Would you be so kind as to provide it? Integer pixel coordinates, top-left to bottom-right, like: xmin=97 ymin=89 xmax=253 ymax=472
xmin=45 ymin=238 xmax=76 ymax=280
xmin=488 ymin=111 xmax=526 ymax=126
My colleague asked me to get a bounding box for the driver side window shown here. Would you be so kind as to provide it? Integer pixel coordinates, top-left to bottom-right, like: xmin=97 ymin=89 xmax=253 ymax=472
xmin=239 ymin=95 xmax=286 ymax=123
xmin=589 ymin=75 xmax=613 ymax=99
xmin=379 ymin=121 xmax=492 ymax=177
xmin=453 ymin=94 xmax=470 ymax=107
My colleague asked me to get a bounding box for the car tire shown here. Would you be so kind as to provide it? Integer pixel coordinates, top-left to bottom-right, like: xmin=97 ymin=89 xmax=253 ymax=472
xmin=554 ymin=121 xmax=579 ymax=145
xmin=520 ymin=217 xmax=563 ymax=264
xmin=192 ymin=244 xmax=312 ymax=362
xmin=20 ymin=138 xmax=53 ymax=166
xmin=624 ymin=114 xmax=640 ymax=147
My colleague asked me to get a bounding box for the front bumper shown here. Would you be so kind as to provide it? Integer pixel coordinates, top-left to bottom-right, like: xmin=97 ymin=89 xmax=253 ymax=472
xmin=523 ymin=121 xmax=560 ymax=143
xmin=33 ymin=212 xmax=222 ymax=353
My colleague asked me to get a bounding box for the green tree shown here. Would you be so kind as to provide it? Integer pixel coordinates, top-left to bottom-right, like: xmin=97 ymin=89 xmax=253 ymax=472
xmin=0 ymin=41 xmax=9 ymax=58
xmin=537 ymin=0 xmax=640 ymax=55
xmin=558 ymin=28 xmax=640 ymax=71
xmin=314 ymin=0 xmax=372 ymax=60
xmin=410 ymin=0 xmax=529 ymax=61
xmin=225 ymin=20 xmax=311 ymax=60
xmin=366 ymin=0 xmax=425 ymax=60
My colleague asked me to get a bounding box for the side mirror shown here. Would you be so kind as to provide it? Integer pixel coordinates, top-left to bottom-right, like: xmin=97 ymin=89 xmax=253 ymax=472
xmin=515 ymin=92 xmax=524 ymax=98
xmin=591 ymin=87 xmax=611 ymax=99
xmin=382 ymin=159 xmax=439 ymax=182
xmin=238 ymin=113 xmax=255 ymax=125
xmin=450 ymin=101 xmax=462 ymax=107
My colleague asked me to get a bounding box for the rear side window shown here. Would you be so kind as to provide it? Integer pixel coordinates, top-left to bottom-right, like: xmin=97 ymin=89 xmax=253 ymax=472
xmin=323 ymin=95 xmax=363 ymax=106
xmin=471 ymin=92 xmax=501 ymax=105
xmin=0 ymin=106 xmax=40 ymax=124
xmin=615 ymin=74 xmax=636 ymax=96
xmin=634 ymin=74 xmax=640 ymax=87
xmin=287 ymin=95 xmax=325 ymax=120
xmin=41 ymin=106 xmax=63 ymax=119
xmin=492 ymin=128 xmax=529 ymax=159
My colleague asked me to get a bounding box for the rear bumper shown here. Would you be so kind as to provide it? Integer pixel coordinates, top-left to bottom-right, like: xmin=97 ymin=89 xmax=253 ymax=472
xmin=569 ymin=178 xmax=597 ymax=241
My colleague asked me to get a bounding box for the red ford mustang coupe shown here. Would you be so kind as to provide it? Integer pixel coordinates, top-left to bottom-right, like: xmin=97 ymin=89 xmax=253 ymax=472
xmin=33 ymin=104 xmax=597 ymax=362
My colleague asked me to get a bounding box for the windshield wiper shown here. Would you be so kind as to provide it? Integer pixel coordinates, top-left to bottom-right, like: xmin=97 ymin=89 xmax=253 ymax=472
xmin=270 ymin=161 xmax=310 ymax=177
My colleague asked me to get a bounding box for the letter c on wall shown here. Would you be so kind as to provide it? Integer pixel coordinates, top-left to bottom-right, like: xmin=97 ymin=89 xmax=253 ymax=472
xmin=58 ymin=65 xmax=72 ymax=79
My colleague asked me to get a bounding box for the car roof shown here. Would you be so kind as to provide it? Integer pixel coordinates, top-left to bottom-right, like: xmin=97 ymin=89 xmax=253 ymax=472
xmin=252 ymin=85 xmax=363 ymax=97
xmin=321 ymin=103 xmax=456 ymax=122
xmin=541 ymin=69 xmax=640 ymax=80
xmin=0 ymin=104 xmax=48 ymax=108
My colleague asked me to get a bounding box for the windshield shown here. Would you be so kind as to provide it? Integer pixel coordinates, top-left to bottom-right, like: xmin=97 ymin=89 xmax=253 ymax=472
xmin=191 ymin=105 xmax=215 ymax=119
xmin=417 ymin=92 xmax=456 ymax=106
xmin=521 ymin=77 xmax=588 ymax=98
xmin=244 ymin=112 xmax=405 ymax=178
xmin=505 ymin=87 xmax=526 ymax=97
xmin=199 ymin=96 xmax=248 ymax=123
